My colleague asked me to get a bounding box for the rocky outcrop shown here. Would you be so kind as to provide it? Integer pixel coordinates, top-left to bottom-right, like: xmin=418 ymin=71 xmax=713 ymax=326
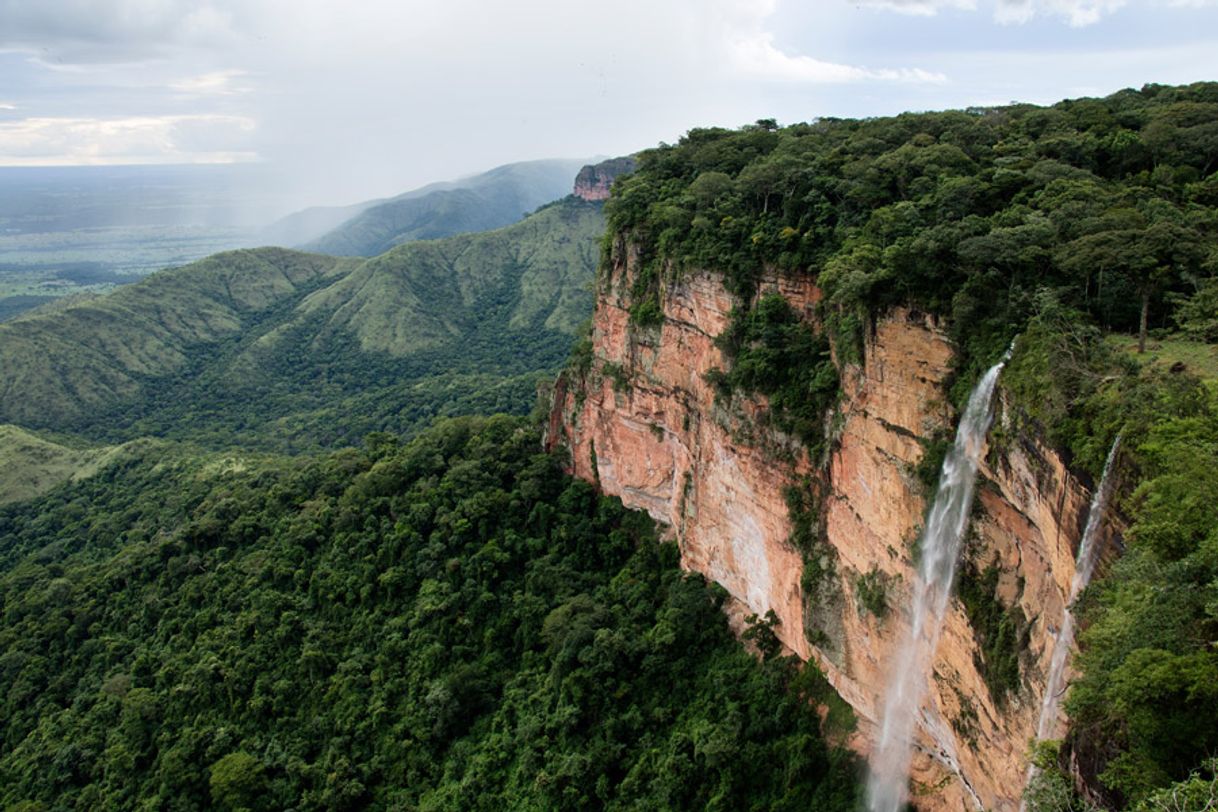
xmin=547 ymin=237 xmax=1112 ymax=810
xmin=573 ymin=157 xmax=637 ymax=201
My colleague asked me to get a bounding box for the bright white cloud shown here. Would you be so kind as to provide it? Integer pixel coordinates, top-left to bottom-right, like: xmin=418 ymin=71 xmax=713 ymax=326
xmin=0 ymin=102 xmax=16 ymax=110
xmin=728 ymin=30 xmax=948 ymax=82
xmin=994 ymin=0 xmax=1127 ymax=25
xmin=858 ymin=0 xmax=1211 ymax=24
xmin=719 ymin=0 xmax=947 ymax=82
xmin=169 ymin=69 xmax=251 ymax=96
xmin=857 ymin=0 xmax=978 ymax=14
xmin=0 ymin=114 xmax=257 ymax=165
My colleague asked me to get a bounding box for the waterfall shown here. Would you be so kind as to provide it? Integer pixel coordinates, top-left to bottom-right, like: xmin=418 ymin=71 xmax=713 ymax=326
xmin=866 ymin=350 xmax=1010 ymax=812
xmin=1020 ymin=436 xmax=1122 ymax=806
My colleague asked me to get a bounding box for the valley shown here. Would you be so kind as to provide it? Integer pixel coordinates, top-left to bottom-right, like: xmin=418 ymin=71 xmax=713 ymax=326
xmin=0 ymin=195 xmax=603 ymax=451
xmin=2 ymin=85 xmax=1218 ymax=812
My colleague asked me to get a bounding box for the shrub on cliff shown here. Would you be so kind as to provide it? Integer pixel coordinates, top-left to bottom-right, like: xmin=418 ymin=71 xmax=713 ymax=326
xmin=708 ymin=293 xmax=839 ymax=456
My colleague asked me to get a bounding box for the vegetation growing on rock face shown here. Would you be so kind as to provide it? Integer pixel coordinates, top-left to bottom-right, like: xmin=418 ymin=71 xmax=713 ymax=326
xmin=1060 ymin=369 xmax=1218 ymax=807
xmin=0 ymin=416 xmax=862 ymax=811
xmin=707 ymin=293 xmax=839 ymax=458
xmin=599 ymin=83 xmax=1218 ymax=808
xmin=854 ymin=567 xmax=889 ymax=620
xmin=1000 ymin=301 xmax=1218 ymax=807
xmin=605 ymin=82 xmax=1218 ymax=388
xmin=956 ymin=563 xmax=1029 ymax=705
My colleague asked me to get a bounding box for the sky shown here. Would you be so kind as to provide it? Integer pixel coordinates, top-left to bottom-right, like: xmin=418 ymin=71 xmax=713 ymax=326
xmin=1 ymin=0 xmax=1217 ymax=211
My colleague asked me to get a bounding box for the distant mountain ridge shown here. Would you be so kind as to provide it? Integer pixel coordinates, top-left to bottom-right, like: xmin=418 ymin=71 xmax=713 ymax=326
xmin=260 ymin=158 xmax=591 ymax=256
xmin=256 ymin=199 xmax=381 ymax=249
xmin=0 ymin=196 xmax=605 ymax=450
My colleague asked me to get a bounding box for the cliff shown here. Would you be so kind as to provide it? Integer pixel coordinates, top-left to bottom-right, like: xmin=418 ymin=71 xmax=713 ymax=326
xmin=546 ymin=238 xmax=1119 ymax=810
xmin=573 ymin=157 xmax=637 ymax=202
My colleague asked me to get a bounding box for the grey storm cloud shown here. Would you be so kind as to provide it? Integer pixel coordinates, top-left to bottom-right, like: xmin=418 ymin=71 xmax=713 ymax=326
xmin=0 ymin=0 xmax=250 ymax=62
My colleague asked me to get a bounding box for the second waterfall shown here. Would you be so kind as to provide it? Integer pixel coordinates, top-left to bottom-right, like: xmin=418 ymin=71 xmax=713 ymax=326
xmin=866 ymin=348 xmax=1011 ymax=812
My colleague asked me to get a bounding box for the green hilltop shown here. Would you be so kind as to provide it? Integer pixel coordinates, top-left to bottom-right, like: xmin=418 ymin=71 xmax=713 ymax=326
xmin=0 ymin=425 xmax=134 ymax=506
xmin=0 ymin=196 xmax=604 ymax=451
xmin=0 ymin=248 xmax=355 ymax=429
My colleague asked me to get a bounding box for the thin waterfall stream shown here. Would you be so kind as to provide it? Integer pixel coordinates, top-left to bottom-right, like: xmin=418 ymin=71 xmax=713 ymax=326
xmin=866 ymin=349 xmax=1011 ymax=812
xmin=1020 ymin=436 xmax=1122 ymax=806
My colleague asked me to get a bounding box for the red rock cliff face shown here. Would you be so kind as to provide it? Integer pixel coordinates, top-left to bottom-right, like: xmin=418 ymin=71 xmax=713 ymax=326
xmin=573 ymin=157 xmax=637 ymax=202
xmin=546 ymin=238 xmax=1108 ymax=811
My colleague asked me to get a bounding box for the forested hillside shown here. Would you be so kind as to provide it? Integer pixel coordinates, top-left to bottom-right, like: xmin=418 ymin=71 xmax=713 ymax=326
xmin=0 ymin=197 xmax=603 ymax=451
xmin=0 ymin=416 xmax=860 ymax=811
xmin=306 ymin=159 xmax=587 ymax=257
xmin=0 ymin=248 xmax=352 ymax=428
xmin=596 ymin=81 xmax=1218 ymax=809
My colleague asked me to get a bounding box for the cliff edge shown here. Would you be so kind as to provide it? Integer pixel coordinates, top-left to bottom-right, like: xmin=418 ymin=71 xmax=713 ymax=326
xmin=546 ymin=237 xmax=1119 ymax=810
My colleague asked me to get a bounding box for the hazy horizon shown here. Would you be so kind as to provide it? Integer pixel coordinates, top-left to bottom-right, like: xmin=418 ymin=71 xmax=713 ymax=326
xmin=3 ymin=0 xmax=1218 ymax=209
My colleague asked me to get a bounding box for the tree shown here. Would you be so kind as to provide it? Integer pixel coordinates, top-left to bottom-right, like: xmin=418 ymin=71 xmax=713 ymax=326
xmin=209 ymin=752 xmax=265 ymax=811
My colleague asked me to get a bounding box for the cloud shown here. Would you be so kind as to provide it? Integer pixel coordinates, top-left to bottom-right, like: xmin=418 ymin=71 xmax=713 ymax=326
xmin=857 ymin=0 xmax=978 ymax=14
xmin=994 ymin=0 xmax=1127 ymax=25
xmin=0 ymin=0 xmax=244 ymax=63
xmin=0 ymin=102 xmax=16 ymax=110
xmin=857 ymin=0 xmax=1214 ymax=24
xmin=0 ymin=114 xmax=257 ymax=165
xmin=720 ymin=0 xmax=947 ymax=82
xmin=728 ymin=31 xmax=948 ymax=82
xmin=170 ymin=68 xmax=251 ymax=96
xmin=1 ymin=0 xmax=1213 ymax=203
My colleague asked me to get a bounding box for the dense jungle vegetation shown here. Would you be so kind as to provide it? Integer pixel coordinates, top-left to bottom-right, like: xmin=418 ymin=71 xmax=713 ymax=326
xmin=601 ymin=82 xmax=1218 ymax=808
xmin=606 ymin=81 xmax=1218 ymax=388
xmin=0 ymin=417 xmax=860 ymax=811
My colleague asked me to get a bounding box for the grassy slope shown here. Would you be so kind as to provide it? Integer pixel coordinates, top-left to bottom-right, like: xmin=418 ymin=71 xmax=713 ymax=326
xmin=298 ymin=195 xmax=602 ymax=355
xmin=0 ymin=425 xmax=124 ymax=505
xmin=1108 ymin=335 xmax=1218 ymax=381
xmin=0 ymin=248 xmax=354 ymax=427
xmin=0 ymin=198 xmax=603 ymax=450
xmin=305 ymin=159 xmax=586 ymax=257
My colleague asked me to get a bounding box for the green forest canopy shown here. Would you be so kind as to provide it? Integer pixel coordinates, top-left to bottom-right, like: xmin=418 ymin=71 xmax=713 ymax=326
xmin=605 ymin=82 xmax=1218 ymax=384
xmin=0 ymin=417 xmax=860 ymax=811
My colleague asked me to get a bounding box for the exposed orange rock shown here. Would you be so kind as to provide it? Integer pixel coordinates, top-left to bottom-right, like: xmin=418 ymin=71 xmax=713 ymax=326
xmin=573 ymin=157 xmax=637 ymax=202
xmin=547 ymin=243 xmax=1101 ymax=811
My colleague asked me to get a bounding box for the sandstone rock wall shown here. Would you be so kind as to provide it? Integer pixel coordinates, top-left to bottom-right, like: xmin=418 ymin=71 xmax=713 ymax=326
xmin=573 ymin=157 xmax=637 ymax=202
xmin=547 ymin=240 xmax=1105 ymax=811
